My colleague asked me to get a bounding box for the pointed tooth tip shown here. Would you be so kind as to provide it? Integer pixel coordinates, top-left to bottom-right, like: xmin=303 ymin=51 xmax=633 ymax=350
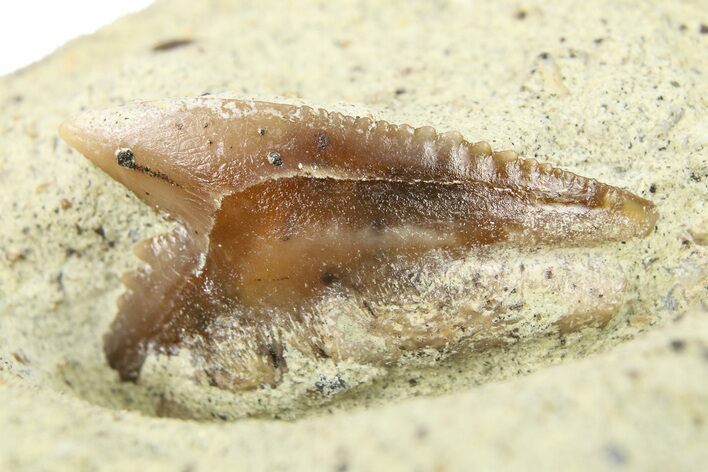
xmin=604 ymin=190 xmax=659 ymax=236
xmin=58 ymin=119 xmax=92 ymax=162
xmin=58 ymin=111 xmax=99 ymax=151
xmin=58 ymin=109 xmax=125 ymax=170
xmin=58 ymin=117 xmax=80 ymax=146
xmin=471 ymin=141 xmax=493 ymax=156
xmin=625 ymin=198 xmax=659 ymax=235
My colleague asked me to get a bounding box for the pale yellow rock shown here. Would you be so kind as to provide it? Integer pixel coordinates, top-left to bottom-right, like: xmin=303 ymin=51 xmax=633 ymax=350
xmin=0 ymin=0 xmax=706 ymax=470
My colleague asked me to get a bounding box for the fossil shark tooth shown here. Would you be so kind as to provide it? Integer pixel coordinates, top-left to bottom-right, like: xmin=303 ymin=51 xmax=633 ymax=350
xmin=59 ymin=98 xmax=658 ymax=390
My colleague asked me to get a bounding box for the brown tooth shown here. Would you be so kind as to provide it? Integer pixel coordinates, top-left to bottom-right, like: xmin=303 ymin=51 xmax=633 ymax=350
xmin=539 ymin=162 xmax=553 ymax=173
xmin=375 ymin=120 xmax=390 ymax=132
xmin=395 ymin=123 xmax=415 ymax=139
xmin=59 ymin=98 xmax=658 ymax=390
xmin=441 ymin=130 xmax=464 ymax=146
xmin=299 ymin=105 xmax=314 ymax=117
xmin=355 ymin=115 xmax=373 ymax=130
xmin=414 ymin=125 xmax=437 ymax=141
xmin=370 ymin=119 xmax=392 ymax=140
xmin=339 ymin=113 xmax=356 ymax=127
xmin=493 ymin=150 xmax=519 ymax=164
xmin=520 ymin=158 xmax=538 ymax=171
xmin=468 ymin=153 xmax=496 ymax=181
xmin=471 ymin=141 xmax=493 ymax=156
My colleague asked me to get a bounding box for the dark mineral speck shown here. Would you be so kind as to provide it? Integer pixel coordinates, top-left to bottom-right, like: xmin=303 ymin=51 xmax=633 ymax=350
xmin=267 ymin=346 xmax=284 ymax=369
xmin=93 ymin=226 xmax=107 ymax=240
xmin=414 ymin=425 xmax=429 ymax=439
xmin=320 ymin=271 xmax=338 ymax=286
xmin=317 ymin=134 xmax=330 ymax=150
xmin=267 ymin=151 xmax=283 ymax=166
xmin=152 ymin=39 xmax=194 ymax=52
xmin=670 ymin=339 xmax=686 ymax=352
xmin=314 ymin=374 xmax=347 ymax=396
xmin=371 ymin=218 xmax=385 ymax=231
xmin=336 ymin=461 xmax=349 ymax=472
xmin=603 ymin=443 xmax=629 ymax=466
xmin=115 ymin=149 xmax=136 ymax=169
